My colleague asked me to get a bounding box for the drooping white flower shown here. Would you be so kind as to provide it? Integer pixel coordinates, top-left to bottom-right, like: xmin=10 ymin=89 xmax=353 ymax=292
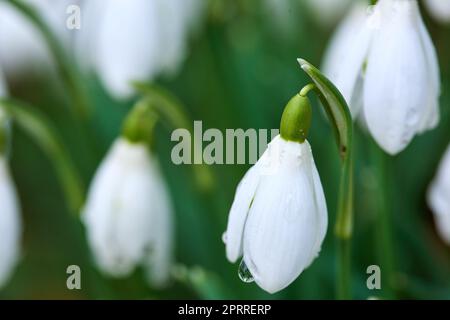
xmin=0 ymin=0 xmax=72 ymax=76
xmin=77 ymin=0 xmax=204 ymax=99
xmin=82 ymin=138 xmax=173 ymax=287
xmin=427 ymin=145 xmax=450 ymax=245
xmin=424 ymin=0 xmax=450 ymax=24
xmin=0 ymin=156 xmax=22 ymax=288
xmin=322 ymin=0 xmax=440 ymax=155
xmin=224 ymin=135 xmax=327 ymax=294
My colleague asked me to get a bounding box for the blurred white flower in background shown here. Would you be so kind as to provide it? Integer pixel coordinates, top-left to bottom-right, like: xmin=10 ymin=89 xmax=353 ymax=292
xmin=322 ymin=0 xmax=440 ymax=155
xmin=322 ymin=1 xmax=370 ymax=118
xmin=82 ymin=138 xmax=173 ymax=287
xmin=77 ymin=0 xmax=205 ymax=100
xmin=224 ymin=135 xmax=327 ymax=294
xmin=0 ymin=134 xmax=22 ymax=288
xmin=305 ymin=0 xmax=353 ymax=26
xmin=428 ymin=145 xmax=450 ymax=245
xmin=424 ymin=0 xmax=450 ymax=24
xmin=0 ymin=0 xmax=75 ymax=76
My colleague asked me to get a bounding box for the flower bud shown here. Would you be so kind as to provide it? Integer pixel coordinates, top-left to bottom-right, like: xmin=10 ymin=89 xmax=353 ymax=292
xmin=280 ymin=94 xmax=312 ymax=143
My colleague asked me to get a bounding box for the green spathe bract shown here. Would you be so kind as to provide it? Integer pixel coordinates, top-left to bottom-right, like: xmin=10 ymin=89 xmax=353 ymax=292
xmin=280 ymin=94 xmax=312 ymax=143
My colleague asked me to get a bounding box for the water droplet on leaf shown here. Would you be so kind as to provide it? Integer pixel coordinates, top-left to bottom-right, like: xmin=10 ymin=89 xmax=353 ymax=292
xmin=238 ymin=260 xmax=254 ymax=283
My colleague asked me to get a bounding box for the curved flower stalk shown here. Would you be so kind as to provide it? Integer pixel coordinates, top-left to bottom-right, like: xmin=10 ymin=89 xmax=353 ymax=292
xmin=0 ymin=108 xmax=22 ymax=289
xmin=424 ymin=0 xmax=450 ymax=24
xmin=0 ymin=98 xmax=84 ymax=213
xmin=428 ymin=145 xmax=450 ymax=245
xmin=82 ymin=102 xmax=174 ymax=287
xmin=322 ymin=0 xmax=440 ymax=155
xmin=77 ymin=0 xmax=205 ymax=100
xmin=133 ymin=82 xmax=215 ymax=192
xmin=224 ymin=94 xmax=328 ymax=294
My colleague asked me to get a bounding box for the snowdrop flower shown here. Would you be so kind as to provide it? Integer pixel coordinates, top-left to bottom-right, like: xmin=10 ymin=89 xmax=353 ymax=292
xmin=0 ymin=0 xmax=71 ymax=76
xmin=82 ymin=137 xmax=173 ymax=286
xmin=0 ymin=110 xmax=22 ymax=289
xmin=77 ymin=0 xmax=204 ymax=99
xmin=424 ymin=0 xmax=450 ymax=24
xmin=322 ymin=0 xmax=440 ymax=155
xmin=224 ymin=94 xmax=327 ymax=294
xmin=427 ymin=145 xmax=450 ymax=245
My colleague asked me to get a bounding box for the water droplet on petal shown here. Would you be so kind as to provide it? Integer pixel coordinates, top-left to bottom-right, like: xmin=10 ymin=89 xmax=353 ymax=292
xmin=222 ymin=232 xmax=227 ymax=244
xmin=238 ymin=259 xmax=254 ymax=283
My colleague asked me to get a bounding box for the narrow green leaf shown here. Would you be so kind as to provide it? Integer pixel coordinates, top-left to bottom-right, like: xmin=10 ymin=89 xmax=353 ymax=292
xmin=297 ymin=58 xmax=353 ymax=160
xmin=0 ymin=98 xmax=85 ymax=214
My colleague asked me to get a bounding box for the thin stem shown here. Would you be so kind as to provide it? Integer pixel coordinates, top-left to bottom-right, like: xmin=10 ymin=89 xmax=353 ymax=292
xmin=0 ymin=98 xmax=84 ymax=214
xmin=371 ymin=142 xmax=396 ymax=298
xmin=337 ymin=238 xmax=351 ymax=299
xmin=336 ymin=150 xmax=353 ymax=300
xmin=298 ymin=60 xmax=354 ymax=300
xmin=133 ymin=83 xmax=215 ymax=192
xmin=8 ymin=0 xmax=90 ymax=119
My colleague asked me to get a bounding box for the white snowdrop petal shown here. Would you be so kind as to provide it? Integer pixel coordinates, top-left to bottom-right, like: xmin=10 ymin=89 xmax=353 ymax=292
xmin=424 ymin=0 xmax=450 ymax=24
xmin=428 ymin=146 xmax=450 ymax=245
xmin=225 ymin=161 xmax=261 ymax=263
xmin=0 ymin=1 xmax=52 ymax=75
xmin=113 ymin=146 xmax=158 ymax=275
xmin=364 ymin=0 xmax=429 ymax=155
xmin=0 ymin=158 xmax=21 ymax=288
xmin=75 ymin=0 xmax=105 ymax=71
xmin=83 ymin=139 xmax=130 ymax=276
xmin=144 ymin=159 xmax=173 ymax=287
xmin=95 ymin=0 xmax=162 ymax=99
xmin=310 ymin=153 xmax=328 ymax=262
xmin=154 ymin=0 xmax=188 ymax=75
xmin=243 ymin=139 xmax=325 ymax=293
xmin=417 ymin=13 xmax=441 ymax=133
xmin=322 ymin=2 xmax=373 ymax=117
xmin=83 ymin=138 xmax=174 ymax=283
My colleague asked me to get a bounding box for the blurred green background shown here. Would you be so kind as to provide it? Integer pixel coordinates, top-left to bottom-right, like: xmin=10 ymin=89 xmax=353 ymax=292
xmin=1 ymin=0 xmax=449 ymax=299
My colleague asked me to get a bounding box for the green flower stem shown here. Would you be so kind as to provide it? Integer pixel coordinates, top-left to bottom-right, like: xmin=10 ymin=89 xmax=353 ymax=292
xmin=0 ymin=110 xmax=9 ymax=155
xmin=336 ymin=153 xmax=354 ymax=299
xmin=133 ymin=83 xmax=215 ymax=192
xmin=172 ymin=265 xmax=233 ymax=299
xmin=371 ymin=141 xmax=396 ymax=298
xmin=0 ymin=98 xmax=84 ymax=214
xmin=8 ymin=0 xmax=90 ymax=119
xmin=298 ymin=59 xmax=354 ymax=300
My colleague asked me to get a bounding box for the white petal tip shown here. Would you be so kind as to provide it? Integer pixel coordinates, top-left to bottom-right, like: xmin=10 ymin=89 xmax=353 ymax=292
xmin=225 ymin=250 xmax=238 ymax=264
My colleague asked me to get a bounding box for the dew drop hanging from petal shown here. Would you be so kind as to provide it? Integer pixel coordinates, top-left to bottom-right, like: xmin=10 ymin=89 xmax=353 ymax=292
xmin=238 ymin=259 xmax=254 ymax=283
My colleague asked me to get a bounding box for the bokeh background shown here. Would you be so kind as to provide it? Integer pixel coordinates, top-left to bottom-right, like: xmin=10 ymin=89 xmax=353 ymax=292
xmin=0 ymin=0 xmax=449 ymax=299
